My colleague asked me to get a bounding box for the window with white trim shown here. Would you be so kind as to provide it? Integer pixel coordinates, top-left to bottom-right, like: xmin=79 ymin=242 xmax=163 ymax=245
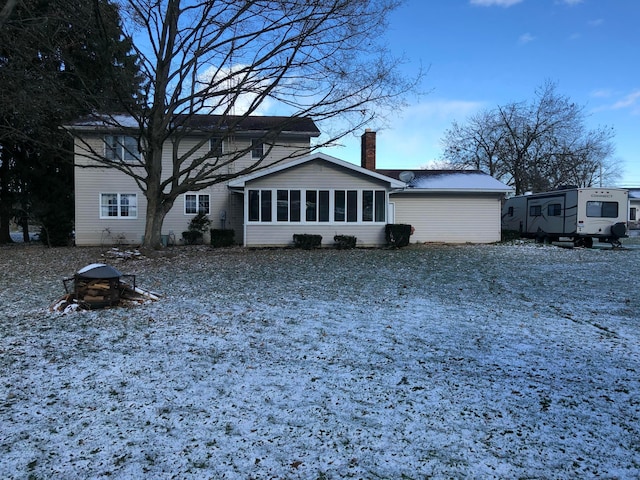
xmin=185 ymin=194 xmax=210 ymax=215
xmin=305 ymin=190 xmax=329 ymax=222
xmin=334 ymin=190 xmax=358 ymax=222
xmin=104 ymin=135 xmax=140 ymax=162
xmin=277 ymin=190 xmax=301 ymax=222
xmin=251 ymin=139 xmax=264 ymax=159
xmin=362 ymin=190 xmax=386 ymax=222
xmin=210 ymin=137 xmax=224 ymax=157
xmin=100 ymin=193 xmax=137 ymax=218
xmin=249 ymin=190 xmax=273 ymax=222
xmin=247 ymin=188 xmax=387 ymax=224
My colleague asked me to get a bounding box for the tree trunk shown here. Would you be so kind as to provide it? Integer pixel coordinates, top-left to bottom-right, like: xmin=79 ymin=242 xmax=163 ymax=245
xmin=142 ymin=204 xmax=165 ymax=249
xmin=0 ymin=153 xmax=13 ymax=244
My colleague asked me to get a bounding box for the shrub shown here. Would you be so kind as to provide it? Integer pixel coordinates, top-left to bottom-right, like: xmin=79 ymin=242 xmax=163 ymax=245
xmin=211 ymin=229 xmax=235 ymax=247
xmin=293 ymin=234 xmax=322 ymax=249
xmin=182 ymin=211 xmax=211 ymax=245
xmin=181 ymin=230 xmax=203 ymax=245
xmin=385 ymin=224 xmax=412 ymax=248
xmin=334 ymin=234 xmax=357 ymax=249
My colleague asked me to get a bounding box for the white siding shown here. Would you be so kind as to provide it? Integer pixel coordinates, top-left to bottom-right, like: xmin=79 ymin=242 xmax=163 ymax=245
xmin=245 ymin=225 xmax=385 ymax=247
xmin=74 ymin=133 xmax=311 ymax=246
xmin=392 ymin=193 xmax=503 ymax=244
xmin=242 ymin=160 xmax=392 ymax=247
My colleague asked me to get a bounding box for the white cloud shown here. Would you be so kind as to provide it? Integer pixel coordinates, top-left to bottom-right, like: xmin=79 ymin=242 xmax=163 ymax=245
xmin=590 ymin=88 xmax=614 ymax=99
xmin=518 ymin=33 xmax=536 ymax=44
xmin=470 ymin=0 xmax=523 ymax=6
xmin=197 ymin=64 xmax=276 ymax=116
xmin=611 ymin=90 xmax=640 ymax=113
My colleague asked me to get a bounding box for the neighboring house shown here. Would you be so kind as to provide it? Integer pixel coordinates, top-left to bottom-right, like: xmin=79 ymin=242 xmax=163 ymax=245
xmin=227 ymin=152 xmax=404 ymax=247
xmin=69 ymin=114 xmax=320 ymax=246
xmin=629 ymin=188 xmax=640 ymax=230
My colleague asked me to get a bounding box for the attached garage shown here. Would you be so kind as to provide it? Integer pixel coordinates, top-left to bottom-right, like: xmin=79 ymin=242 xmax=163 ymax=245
xmin=381 ymin=170 xmax=512 ymax=244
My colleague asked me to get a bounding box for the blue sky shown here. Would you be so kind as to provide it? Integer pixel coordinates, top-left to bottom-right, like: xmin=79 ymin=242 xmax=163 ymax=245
xmin=321 ymin=0 xmax=640 ymax=187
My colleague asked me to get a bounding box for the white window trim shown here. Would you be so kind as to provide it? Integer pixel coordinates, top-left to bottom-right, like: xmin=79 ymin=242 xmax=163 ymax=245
xmin=184 ymin=193 xmax=211 ymax=215
xmin=251 ymin=139 xmax=264 ymax=159
xmin=209 ymin=137 xmax=225 ymax=157
xmin=103 ymin=135 xmax=140 ymax=163
xmin=99 ymin=193 xmax=138 ymax=219
xmin=246 ymin=188 xmax=388 ymax=224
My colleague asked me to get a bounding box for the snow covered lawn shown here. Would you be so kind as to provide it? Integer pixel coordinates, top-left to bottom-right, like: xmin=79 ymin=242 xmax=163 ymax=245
xmin=1 ymin=242 xmax=639 ymax=479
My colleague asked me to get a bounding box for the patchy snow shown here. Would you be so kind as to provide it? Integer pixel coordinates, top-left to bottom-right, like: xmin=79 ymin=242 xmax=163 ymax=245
xmin=1 ymin=241 xmax=639 ymax=479
xmin=409 ymin=172 xmax=511 ymax=192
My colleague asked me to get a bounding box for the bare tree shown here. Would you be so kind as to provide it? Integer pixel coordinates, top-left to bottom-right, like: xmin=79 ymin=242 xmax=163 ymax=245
xmin=69 ymin=0 xmax=417 ymax=249
xmin=440 ymin=81 xmax=618 ymax=195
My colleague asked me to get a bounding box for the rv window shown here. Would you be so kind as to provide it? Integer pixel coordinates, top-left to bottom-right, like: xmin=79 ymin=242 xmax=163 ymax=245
xmin=586 ymin=201 xmax=618 ymax=218
xmin=529 ymin=205 xmax=542 ymax=217
xmin=548 ymin=204 xmax=561 ymax=216
xmin=507 ymin=206 xmax=514 ymax=216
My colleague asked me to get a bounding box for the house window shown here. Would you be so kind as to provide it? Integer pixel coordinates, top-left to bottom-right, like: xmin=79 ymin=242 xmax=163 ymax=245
xmin=104 ymin=135 xmax=140 ymax=162
xmin=334 ymin=190 xmax=358 ymax=222
xmin=305 ymin=190 xmax=329 ymax=222
xmin=209 ymin=137 xmax=224 ymax=157
xmin=248 ymin=189 xmax=272 ymax=222
xmin=248 ymin=188 xmax=386 ymax=223
xmin=529 ymin=205 xmax=542 ymax=217
xmin=631 ymin=207 xmax=637 ymax=221
xmin=251 ymin=139 xmax=264 ymax=159
xmin=362 ymin=190 xmax=386 ymax=222
xmin=185 ymin=194 xmax=210 ymax=215
xmin=277 ymin=190 xmax=301 ymax=222
xmin=100 ymin=193 xmax=137 ymax=218
xmin=586 ymin=201 xmax=618 ymax=218
xmin=548 ymin=203 xmax=561 ymax=216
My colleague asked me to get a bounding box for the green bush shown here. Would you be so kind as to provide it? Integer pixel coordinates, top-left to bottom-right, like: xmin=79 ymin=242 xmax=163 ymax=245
xmin=211 ymin=229 xmax=235 ymax=247
xmin=182 ymin=211 xmax=211 ymax=245
xmin=181 ymin=230 xmax=203 ymax=245
xmin=293 ymin=233 xmax=322 ymax=249
xmin=334 ymin=234 xmax=357 ymax=249
xmin=385 ymin=224 xmax=412 ymax=248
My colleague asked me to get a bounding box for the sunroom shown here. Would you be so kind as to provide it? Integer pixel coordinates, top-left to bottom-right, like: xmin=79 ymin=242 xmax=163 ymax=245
xmin=228 ymin=153 xmax=405 ymax=247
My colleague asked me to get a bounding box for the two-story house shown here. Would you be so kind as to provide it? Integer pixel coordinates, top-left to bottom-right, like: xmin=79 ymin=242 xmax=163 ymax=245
xmin=69 ymin=115 xmax=512 ymax=247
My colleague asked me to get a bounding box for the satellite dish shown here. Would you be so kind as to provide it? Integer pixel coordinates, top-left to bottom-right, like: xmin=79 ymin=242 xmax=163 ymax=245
xmin=399 ymin=171 xmax=415 ymax=183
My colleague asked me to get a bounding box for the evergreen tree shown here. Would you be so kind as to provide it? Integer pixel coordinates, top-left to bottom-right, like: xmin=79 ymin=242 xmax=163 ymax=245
xmin=0 ymin=0 xmax=142 ymax=244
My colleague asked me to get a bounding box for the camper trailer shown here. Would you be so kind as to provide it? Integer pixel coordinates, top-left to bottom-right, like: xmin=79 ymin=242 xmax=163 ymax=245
xmin=502 ymin=187 xmax=628 ymax=247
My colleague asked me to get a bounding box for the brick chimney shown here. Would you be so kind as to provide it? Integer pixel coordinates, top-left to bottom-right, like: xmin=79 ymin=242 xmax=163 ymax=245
xmin=361 ymin=129 xmax=376 ymax=171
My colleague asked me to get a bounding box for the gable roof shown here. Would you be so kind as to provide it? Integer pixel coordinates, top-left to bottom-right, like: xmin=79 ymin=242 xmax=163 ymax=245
xmin=66 ymin=114 xmax=320 ymax=137
xmin=378 ymin=169 xmax=513 ymax=193
xmin=228 ymin=152 xmax=405 ymax=188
